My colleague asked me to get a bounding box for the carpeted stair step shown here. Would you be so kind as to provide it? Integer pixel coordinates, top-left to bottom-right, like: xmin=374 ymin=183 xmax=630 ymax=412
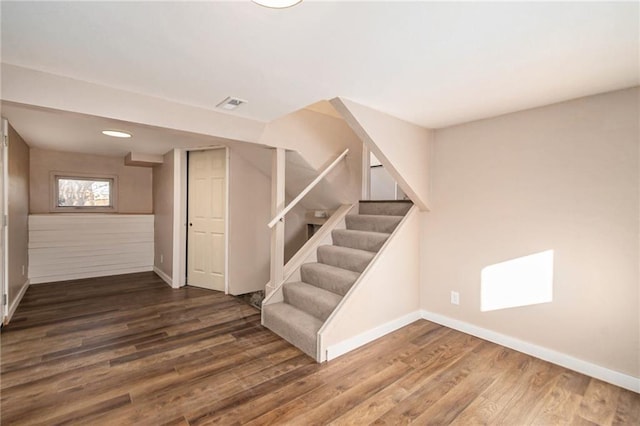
xmin=317 ymin=245 xmax=375 ymax=273
xmin=262 ymin=302 xmax=321 ymax=358
xmin=283 ymin=281 xmax=342 ymax=321
xmin=359 ymin=201 xmax=413 ymax=216
xmin=346 ymin=214 xmax=403 ymax=233
xmin=332 ymin=229 xmax=390 ymax=252
xmin=300 ymin=263 xmax=360 ymax=296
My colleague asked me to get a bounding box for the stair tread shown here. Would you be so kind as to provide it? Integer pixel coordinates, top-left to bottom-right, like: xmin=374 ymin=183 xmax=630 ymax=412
xmin=333 ymin=229 xmax=391 ymax=238
xmin=346 ymin=214 xmax=403 ymax=233
xmin=300 ymin=263 xmax=360 ymax=296
xmin=359 ymin=199 xmax=413 ymax=202
xmin=351 ymin=214 xmax=404 ymax=220
xmin=284 ymin=281 xmax=342 ymax=321
xmin=319 ymin=244 xmax=377 ymax=255
xmin=262 ymin=302 xmax=322 ymax=358
xmin=302 ymin=261 xmax=362 ymax=276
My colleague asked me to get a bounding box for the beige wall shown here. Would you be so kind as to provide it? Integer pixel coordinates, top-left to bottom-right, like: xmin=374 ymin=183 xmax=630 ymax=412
xmin=260 ymin=108 xmax=363 ymax=208
xmin=257 ymin=108 xmax=366 ymax=280
xmin=8 ymin=124 xmax=30 ymax=308
xmin=153 ymin=150 xmax=174 ymax=279
xmin=228 ymin=148 xmax=272 ymax=295
xmin=320 ymin=207 xmax=421 ymax=360
xmin=150 ymin=146 xmax=279 ymax=294
xmin=30 ymin=148 xmax=152 ymax=214
xmin=284 ymin=200 xmax=308 ymax=263
xmin=422 ymin=88 xmax=639 ymax=377
xmin=332 ymin=97 xmax=433 ymax=210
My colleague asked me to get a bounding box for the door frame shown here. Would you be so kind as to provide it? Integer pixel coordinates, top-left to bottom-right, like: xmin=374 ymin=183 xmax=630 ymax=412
xmin=361 ymin=142 xmax=370 ymax=200
xmin=173 ymin=146 xmax=229 ymax=293
xmin=1 ymin=119 xmax=8 ymax=324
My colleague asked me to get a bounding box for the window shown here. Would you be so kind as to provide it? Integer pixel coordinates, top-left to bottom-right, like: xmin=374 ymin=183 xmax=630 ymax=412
xmin=51 ymin=173 xmax=118 ymax=212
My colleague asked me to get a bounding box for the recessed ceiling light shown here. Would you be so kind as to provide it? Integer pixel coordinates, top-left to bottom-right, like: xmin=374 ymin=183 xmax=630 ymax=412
xmin=102 ymin=130 xmax=132 ymax=138
xmin=252 ymin=0 xmax=302 ymax=9
xmin=216 ymin=97 xmax=247 ymax=111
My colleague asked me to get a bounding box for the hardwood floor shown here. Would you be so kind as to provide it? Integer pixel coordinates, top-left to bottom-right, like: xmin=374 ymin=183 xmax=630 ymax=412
xmin=1 ymin=272 xmax=637 ymax=425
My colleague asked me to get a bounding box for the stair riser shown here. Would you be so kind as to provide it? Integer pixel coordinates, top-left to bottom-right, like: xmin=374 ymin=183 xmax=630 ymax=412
xmin=359 ymin=202 xmax=412 ymax=216
xmin=346 ymin=215 xmax=402 ymax=233
xmin=283 ymin=285 xmax=338 ymax=322
xmin=317 ymin=246 xmax=374 ymax=273
xmin=332 ymin=230 xmax=388 ymax=252
xmin=262 ymin=306 xmax=319 ymax=359
xmin=300 ymin=264 xmax=359 ymax=296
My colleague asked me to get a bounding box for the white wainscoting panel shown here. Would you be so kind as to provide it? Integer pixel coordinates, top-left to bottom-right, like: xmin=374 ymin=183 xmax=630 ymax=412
xmin=29 ymin=214 xmax=154 ymax=284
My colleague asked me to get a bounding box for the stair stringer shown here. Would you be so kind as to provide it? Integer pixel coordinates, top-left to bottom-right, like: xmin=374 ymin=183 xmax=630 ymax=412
xmin=261 ymin=204 xmax=355 ymax=315
xmin=317 ymin=205 xmax=421 ymax=361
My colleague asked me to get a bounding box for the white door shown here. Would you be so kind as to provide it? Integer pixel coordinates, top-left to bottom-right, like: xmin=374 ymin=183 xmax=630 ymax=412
xmin=187 ymin=149 xmax=226 ymax=291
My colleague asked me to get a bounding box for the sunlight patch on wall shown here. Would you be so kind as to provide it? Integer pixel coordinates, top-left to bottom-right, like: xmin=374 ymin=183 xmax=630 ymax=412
xmin=481 ymin=250 xmax=554 ymax=312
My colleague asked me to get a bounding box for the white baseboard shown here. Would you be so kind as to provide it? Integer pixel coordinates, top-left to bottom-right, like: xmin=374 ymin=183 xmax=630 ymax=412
xmin=6 ymin=279 xmax=29 ymax=324
xmin=421 ymin=310 xmax=639 ymax=393
xmin=326 ymin=310 xmax=422 ymax=361
xmin=153 ymin=266 xmax=173 ymax=288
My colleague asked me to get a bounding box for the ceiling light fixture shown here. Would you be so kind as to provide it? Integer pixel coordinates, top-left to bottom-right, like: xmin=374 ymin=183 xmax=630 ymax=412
xmin=102 ymin=130 xmax=132 ymax=138
xmin=252 ymin=0 xmax=302 ymax=9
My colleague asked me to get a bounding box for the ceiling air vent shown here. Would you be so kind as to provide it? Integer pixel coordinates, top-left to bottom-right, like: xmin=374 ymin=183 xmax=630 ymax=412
xmin=216 ymin=96 xmax=247 ymax=110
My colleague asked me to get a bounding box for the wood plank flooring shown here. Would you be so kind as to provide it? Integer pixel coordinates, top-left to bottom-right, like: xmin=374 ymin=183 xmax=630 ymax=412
xmin=1 ymin=272 xmax=637 ymax=425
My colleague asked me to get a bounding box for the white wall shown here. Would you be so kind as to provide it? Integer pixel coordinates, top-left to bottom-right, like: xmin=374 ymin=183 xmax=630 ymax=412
xmin=422 ymin=88 xmax=639 ymax=378
xmin=370 ymin=166 xmax=397 ymax=200
xmin=29 ymin=214 xmax=154 ymax=283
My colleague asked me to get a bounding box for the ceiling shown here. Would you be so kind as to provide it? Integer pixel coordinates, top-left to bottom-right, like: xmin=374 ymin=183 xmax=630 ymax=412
xmin=1 ymin=1 xmax=638 ymax=155
xmin=0 ymin=102 xmax=250 ymax=156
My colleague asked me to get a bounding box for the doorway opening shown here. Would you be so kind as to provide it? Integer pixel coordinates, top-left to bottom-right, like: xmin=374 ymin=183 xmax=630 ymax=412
xmin=362 ymin=144 xmax=408 ymax=201
xmin=369 ymin=152 xmax=407 ymax=200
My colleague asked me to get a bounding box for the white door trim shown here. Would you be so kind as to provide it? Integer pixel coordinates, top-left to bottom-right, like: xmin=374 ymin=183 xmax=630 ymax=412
xmin=1 ymin=118 xmax=8 ymax=323
xmin=224 ymin=147 xmax=229 ymax=294
xmin=174 ymin=146 xmax=229 ymax=293
xmin=362 ymin=142 xmax=370 ymax=200
xmin=172 ymin=149 xmax=187 ymax=289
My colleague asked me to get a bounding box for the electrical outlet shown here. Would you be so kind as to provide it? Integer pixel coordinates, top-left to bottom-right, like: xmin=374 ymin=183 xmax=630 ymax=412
xmin=451 ymin=291 xmax=460 ymax=305
xmin=22 ymin=265 xmax=25 ymax=276
xmin=160 ymin=254 xmax=164 ymax=264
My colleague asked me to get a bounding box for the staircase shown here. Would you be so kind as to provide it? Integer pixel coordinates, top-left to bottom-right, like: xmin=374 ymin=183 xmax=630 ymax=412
xmin=262 ymin=200 xmax=413 ymax=360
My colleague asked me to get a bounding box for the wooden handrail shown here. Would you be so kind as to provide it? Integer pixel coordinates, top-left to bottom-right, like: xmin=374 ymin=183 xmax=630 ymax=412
xmin=262 ymin=203 xmax=355 ymax=302
xmin=267 ymin=148 xmax=349 ymax=228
